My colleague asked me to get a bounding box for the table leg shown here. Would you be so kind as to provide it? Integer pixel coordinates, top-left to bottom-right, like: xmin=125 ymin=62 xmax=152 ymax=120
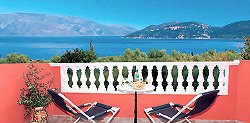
xmin=134 ymin=91 xmax=137 ymax=123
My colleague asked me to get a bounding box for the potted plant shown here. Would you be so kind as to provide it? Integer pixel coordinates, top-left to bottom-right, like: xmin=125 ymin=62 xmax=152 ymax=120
xmin=18 ymin=64 xmax=54 ymax=123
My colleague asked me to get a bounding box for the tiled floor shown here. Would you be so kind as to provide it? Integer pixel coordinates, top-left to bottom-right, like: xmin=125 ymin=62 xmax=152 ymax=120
xmin=46 ymin=115 xmax=243 ymax=123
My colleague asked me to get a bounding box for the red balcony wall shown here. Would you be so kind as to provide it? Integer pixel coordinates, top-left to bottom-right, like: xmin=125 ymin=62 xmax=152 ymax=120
xmin=0 ymin=61 xmax=250 ymax=123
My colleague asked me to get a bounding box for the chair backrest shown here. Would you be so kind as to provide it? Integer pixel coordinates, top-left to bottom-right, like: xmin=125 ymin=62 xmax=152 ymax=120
xmin=48 ymin=89 xmax=74 ymax=114
xmin=186 ymin=90 xmax=219 ymax=117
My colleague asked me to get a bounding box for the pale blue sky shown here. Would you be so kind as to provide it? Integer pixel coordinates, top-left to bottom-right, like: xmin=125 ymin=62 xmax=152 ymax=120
xmin=0 ymin=0 xmax=250 ymax=29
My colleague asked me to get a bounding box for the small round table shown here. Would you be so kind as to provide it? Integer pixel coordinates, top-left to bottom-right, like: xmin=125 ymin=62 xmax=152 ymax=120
xmin=117 ymin=83 xmax=155 ymax=123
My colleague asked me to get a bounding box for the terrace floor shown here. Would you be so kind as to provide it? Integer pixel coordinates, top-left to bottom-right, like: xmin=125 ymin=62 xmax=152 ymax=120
xmin=46 ymin=115 xmax=243 ymax=123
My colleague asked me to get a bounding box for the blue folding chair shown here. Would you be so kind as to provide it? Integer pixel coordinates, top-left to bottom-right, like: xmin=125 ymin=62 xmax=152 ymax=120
xmin=48 ymin=89 xmax=120 ymax=123
xmin=144 ymin=90 xmax=219 ymax=123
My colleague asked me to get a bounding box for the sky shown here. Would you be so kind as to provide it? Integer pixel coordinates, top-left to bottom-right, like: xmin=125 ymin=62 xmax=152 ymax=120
xmin=0 ymin=0 xmax=250 ymax=29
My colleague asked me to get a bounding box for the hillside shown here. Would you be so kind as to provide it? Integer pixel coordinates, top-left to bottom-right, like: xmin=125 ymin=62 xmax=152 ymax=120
xmin=0 ymin=13 xmax=137 ymax=36
xmin=125 ymin=21 xmax=250 ymax=39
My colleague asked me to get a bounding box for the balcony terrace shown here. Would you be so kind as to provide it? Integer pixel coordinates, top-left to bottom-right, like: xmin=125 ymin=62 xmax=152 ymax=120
xmin=1 ymin=60 xmax=250 ymax=123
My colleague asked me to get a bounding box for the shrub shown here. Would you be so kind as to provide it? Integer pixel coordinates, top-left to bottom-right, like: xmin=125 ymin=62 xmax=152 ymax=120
xmin=0 ymin=58 xmax=5 ymax=63
xmin=60 ymin=48 xmax=97 ymax=63
xmin=241 ymin=38 xmax=250 ymax=60
xmin=50 ymin=55 xmax=61 ymax=63
xmin=17 ymin=64 xmax=54 ymax=118
xmin=6 ymin=53 xmax=30 ymax=63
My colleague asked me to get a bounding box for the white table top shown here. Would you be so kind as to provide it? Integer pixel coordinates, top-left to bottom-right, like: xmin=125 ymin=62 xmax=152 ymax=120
xmin=117 ymin=83 xmax=155 ymax=94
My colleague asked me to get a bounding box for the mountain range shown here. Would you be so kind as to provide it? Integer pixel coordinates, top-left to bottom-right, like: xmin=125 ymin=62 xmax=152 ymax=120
xmin=125 ymin=21 xmax=250 ymax=39
xmin=0 ymin=13 xmax=137 ymax=36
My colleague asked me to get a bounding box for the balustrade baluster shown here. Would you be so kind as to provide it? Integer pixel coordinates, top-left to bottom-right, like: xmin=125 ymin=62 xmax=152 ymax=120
xmin=127 ymin=65 xmax=133 ymax=82
xmin=62 ymin=66 xmax=69 ymax=92
xmin=98 ymin=66 xmax=106 ymax=92
xmin=156 ymin=65 xmax=164 ymax=93
xmin=81 ymin=66 xmax=88 ymax=91
xmin=147 ymin=64 xmax=154 ymax=85
xmin=108 ymin=65 xmax=116 ymax=92
xmin=117 ymin=65 xmax=123 ymax=84
xmin=177 ymin=64 xmax=185 ymax=93
xmin=137 ymin=64 xmax=143 ymax=81
xmin=186 ymin=65 xmax=194 ymax=93
xmin=166 ymin=64 xmax=174 ymax=93
xmin=207 ymin=65 xmax=216 ymax=91
xmin=89 ymin=66 xmax=97 ymax=92
xmin=218 ymin=65 xmax=226 ymax=93
xmin=197 ymin=65 xmax=205 ymax=92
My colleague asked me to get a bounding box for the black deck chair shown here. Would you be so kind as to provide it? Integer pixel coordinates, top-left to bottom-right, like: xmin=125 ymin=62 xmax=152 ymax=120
xmin=144 ymin=90 xmax=220 ymax=123
xmin=48 ymin=89 xmax=120 ymax=123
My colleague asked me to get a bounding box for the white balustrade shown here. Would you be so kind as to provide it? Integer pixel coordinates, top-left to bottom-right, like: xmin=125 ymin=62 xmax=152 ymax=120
xmin=177 ymin=65 xmax=185 ymax=93
xmin=50 ymin=60 xmax=240 ymax=95
xmin=197 ymin=65 xmax=205 ymax=92
xmin=186 ymin=65 xmax=195 ymax=93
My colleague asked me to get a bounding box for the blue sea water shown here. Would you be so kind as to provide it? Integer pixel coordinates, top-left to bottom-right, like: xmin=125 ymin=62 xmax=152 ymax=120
xmin=0 ymin=36 xmax=244 ymax=60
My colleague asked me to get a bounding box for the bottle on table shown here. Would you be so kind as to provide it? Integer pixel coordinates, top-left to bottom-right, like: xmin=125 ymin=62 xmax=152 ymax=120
xmin=134 ymin=69 xmax=139 ymax=81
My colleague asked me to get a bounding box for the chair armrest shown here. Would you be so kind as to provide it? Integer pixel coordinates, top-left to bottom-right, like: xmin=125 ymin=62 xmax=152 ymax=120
xmin=72 ymin=103 xmax=92 ymax=110
xmin=173 ymin=104 xmax=183 ymax=108
xmin=173 ymin=104 xmax=193 ymax=110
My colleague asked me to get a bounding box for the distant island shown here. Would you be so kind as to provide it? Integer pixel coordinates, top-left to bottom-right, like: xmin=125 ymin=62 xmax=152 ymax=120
xmin=0 ymin=13 xmax=137 ymax=36
xmin=124 ymin=21 xmax=250 ymax=39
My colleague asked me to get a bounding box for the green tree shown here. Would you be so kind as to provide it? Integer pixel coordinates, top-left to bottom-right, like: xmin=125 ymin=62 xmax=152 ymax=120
xmin=241 ymin=38 xmax=250 ymax=60
xmin=6 ymin=53 xmax=30 ymax=63
xmin=148 ymin=49 xmax=156 ymax=59
xmin=60 ymin=48 xmax=97 ymax=63
xmin=50 ymin=55 xmax=61 ymax=63
xmin=90 ymin=39 xmax=95 ymax=53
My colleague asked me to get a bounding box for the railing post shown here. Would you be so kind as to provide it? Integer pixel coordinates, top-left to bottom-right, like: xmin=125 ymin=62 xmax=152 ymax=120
xmin=89 ymin=65 xmax=97 ymax=92
xmin=108 ymin=65 xmax=115 ymax=92
xmin=166 ymin=64 xmax=174 ymax=93
xmin=197 ymin=64 xmax=205 ymax=92
xmin=118 ymin=65 xmax=123 ymax=84
xmin=218 ymin=65 xmax=226 ymax=94
xmin=127 ymin=65 xmax=133 ymax=82
xmin=177 ymin=64 xmax=185 ymax=93
xmin=207 ymin=65 xmax=215 ymax=91
xmin=147 ymin=64 xmax=154 ymax=85
xmin=156 ymin=64 xmax=164 ymax=93
xmin=61 ymin=66 xmax=69 ymax=92
xmin=98 ymin=65 xmax=106 ymax=92
xmin=186 ymin=65 xmax=194 ymax=93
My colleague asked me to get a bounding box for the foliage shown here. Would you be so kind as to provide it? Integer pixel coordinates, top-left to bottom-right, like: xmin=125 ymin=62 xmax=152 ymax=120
xmin=60 ymin=48 xmax=97 ymax=63
xmin=50 ymin=55 xmax=61 ymax=63
xmin=90 ymin=39 xmax=95 ymax=53
xmin=241 ymin=38 xmax=250 ymax=60
xmin=0 ymin=57 xmax=5 ymax=63
xmin=6 ymin=53 xmax=30 ymax=63
xmin=17 ymin=64 xmax=54 ymax=118
xmin=96 ymin=49 xmax=241 ymax=62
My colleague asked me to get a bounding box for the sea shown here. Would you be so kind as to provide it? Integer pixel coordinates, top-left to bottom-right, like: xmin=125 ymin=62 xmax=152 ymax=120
xmin=0 ymin=36 xmax=244 ymax=60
